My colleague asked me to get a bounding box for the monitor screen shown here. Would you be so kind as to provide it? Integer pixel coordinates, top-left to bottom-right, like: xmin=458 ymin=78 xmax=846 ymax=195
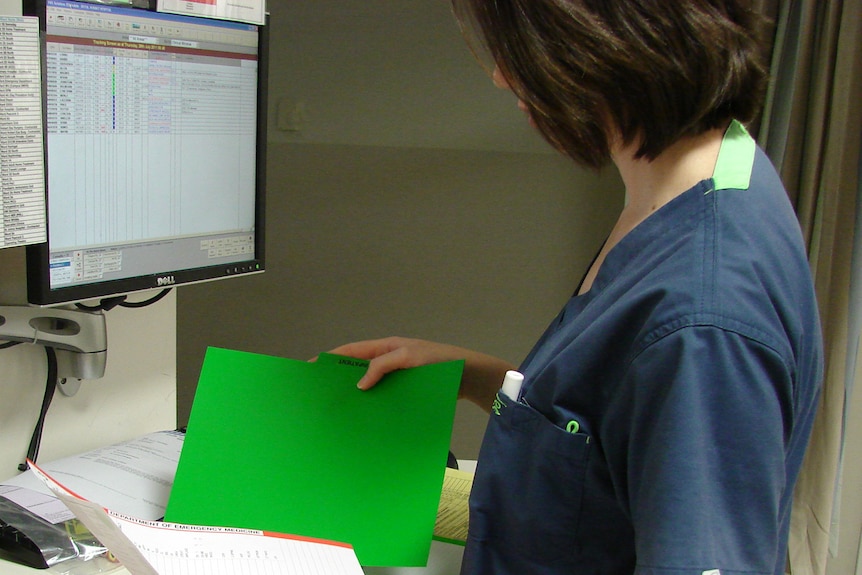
xmin=24 ymin=0 xmax=267 ymax=306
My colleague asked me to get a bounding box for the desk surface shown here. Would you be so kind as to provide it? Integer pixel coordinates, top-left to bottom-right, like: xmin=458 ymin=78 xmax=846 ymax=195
xmin=1 ymin=540 xmax=465 ymax=575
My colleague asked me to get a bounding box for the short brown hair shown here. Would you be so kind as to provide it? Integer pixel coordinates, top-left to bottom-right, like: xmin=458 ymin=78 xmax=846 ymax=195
xmin=452 ymin=0 xmax=769 ymax=168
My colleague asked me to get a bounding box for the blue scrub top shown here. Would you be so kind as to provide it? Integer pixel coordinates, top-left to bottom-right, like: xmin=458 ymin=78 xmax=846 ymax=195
xmin=462 ymin=122 xmax=823 ymax=575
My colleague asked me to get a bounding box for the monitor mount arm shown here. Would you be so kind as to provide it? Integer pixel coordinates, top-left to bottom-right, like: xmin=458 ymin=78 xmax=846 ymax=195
xmin=0 ymin=306 xmax=107 ymax=396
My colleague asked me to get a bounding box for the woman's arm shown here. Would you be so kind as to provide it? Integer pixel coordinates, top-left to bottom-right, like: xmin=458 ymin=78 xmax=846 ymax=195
xmin=325 ymin=336 xmax=515 ymax=412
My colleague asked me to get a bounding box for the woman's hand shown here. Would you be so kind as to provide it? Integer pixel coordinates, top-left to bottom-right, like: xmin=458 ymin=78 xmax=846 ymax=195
xmin=323 ymin=336 xmax=515 ymax=411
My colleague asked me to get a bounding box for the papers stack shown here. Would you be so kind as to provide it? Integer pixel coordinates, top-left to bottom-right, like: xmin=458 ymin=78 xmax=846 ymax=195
xmin=29 ymin=461 xmax=364 ymax=575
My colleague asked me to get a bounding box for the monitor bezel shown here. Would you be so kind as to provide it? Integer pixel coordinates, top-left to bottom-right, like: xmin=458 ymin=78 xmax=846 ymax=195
xmin=23 ymin=0 xmax=268 ymax=306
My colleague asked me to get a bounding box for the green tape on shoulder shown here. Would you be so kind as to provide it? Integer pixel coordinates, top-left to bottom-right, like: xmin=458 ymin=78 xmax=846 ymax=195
xmin=712 ymin=120 xmax=756 ymax=191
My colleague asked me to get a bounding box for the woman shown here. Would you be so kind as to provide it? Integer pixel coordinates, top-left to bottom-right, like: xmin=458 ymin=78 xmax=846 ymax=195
xmin=329 ymin=1 xmax=823 ymax=573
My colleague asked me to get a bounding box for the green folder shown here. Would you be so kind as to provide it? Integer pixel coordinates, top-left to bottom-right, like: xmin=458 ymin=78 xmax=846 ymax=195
xmin=165 ymin=347 xmax=463 ymax=567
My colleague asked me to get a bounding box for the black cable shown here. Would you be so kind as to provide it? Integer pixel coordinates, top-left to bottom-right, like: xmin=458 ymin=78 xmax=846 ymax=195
xmin=75 ymin=288 xmax=172 ymax=312
xmin=0 ymin=341 xmax=21 ymax=350
xmin=119 ymin=288 xmax=172 ymax=308
xmin=18 ymin=346 xmax=59 ymax=472
xmin=75 ymin=295 xmax=126 ymax=312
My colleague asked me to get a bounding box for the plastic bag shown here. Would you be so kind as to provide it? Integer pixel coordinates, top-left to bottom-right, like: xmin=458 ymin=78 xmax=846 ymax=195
xmin=0 ymin=496 xmax=120 ymax=574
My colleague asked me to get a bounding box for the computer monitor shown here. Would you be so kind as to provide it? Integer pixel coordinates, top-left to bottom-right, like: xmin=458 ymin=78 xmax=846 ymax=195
xmin=24 ymin=0 xmax=267 ymax=306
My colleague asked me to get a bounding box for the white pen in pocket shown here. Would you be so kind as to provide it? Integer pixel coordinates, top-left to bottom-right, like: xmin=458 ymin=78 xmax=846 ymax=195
xmin=500 ymin=370 xmax=524 ymax=402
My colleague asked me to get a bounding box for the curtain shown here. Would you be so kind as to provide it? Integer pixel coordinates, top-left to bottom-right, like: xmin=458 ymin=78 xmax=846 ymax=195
xmin=755 ymin=1 xmax=862 ymax=574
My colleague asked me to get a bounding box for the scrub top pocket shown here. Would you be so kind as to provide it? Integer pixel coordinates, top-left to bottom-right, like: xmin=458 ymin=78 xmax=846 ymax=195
xmin=464 ymin=397 xmax=592 ymax=571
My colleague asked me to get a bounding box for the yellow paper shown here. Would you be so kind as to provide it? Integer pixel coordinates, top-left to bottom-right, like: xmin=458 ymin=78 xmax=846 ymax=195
xmin=433 ymin=468 xmax=474 ymax=545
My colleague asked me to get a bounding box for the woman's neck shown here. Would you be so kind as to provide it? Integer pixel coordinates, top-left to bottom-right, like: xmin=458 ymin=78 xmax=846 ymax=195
xmin=613 ymin=126 xmax=727 ymax=219
xmin=577 ymin=125 xmax=727 ymax=295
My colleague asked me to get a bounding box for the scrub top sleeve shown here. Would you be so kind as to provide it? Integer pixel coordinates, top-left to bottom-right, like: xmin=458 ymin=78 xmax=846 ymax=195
xmin=605 ymin=324 xmax=793 ymax=575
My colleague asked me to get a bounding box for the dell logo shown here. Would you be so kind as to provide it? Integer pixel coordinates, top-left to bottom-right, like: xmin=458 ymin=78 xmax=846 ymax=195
xmin=156 ymin=276 xmax=176 ymax=287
